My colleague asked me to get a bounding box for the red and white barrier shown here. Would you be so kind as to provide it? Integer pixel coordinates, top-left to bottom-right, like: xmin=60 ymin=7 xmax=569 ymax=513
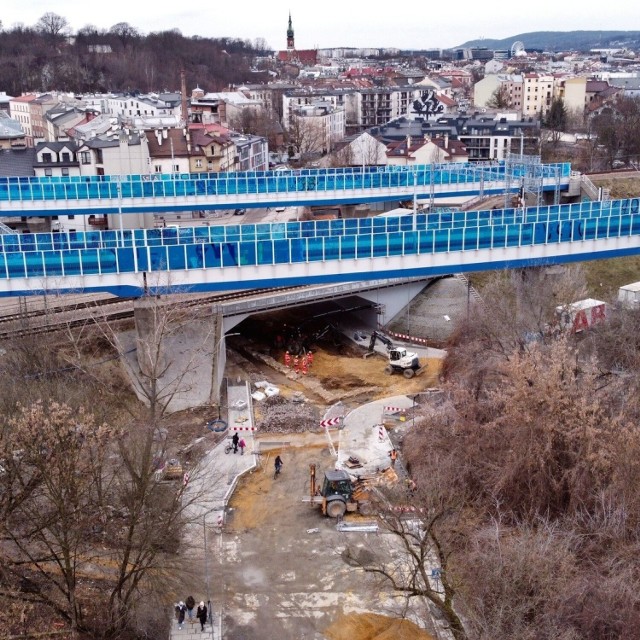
xmin=231 ymin=426 xmax=258 ymax=431
xmin=320 ymin=417 xmax=342 ymax=428
xmin=383 ymin=406 xmax=405 ymax=413
xmin=386 ymin=330 xmax=429 ymax=345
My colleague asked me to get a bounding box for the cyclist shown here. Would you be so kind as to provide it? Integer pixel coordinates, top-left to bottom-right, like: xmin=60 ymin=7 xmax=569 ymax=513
xmin=274 ymin=455 xmax=283 ymax=477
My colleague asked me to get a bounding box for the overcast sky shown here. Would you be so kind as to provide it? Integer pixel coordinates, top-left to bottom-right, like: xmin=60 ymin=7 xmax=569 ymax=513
xmin=3 ymin=0 xmax=638 ymax=50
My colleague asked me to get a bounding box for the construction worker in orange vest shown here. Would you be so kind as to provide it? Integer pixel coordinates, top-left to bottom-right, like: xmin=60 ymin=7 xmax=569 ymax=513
xmin=307 ymin=351 xmax=314 ymax=366
xmin=284 ymin=351 xmax=291 ymax=368
xmin=293 ymin=355 xmax=299 ymax=373
xmin=389 ymin=448 xmax=398 ymax=467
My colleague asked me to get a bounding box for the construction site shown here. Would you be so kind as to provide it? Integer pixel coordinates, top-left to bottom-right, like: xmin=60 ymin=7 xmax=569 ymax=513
xmin=136 ymin=273 xmax=470 ymax=640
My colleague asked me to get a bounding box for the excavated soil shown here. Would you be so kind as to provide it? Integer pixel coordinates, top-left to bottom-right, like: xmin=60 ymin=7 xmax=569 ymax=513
xmin=325 ymin=613 xmax=436 ymax=640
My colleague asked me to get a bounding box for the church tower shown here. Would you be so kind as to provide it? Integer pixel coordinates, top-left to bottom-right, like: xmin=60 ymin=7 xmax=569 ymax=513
xmin=286 ymin=12 xmax=295 ymax=50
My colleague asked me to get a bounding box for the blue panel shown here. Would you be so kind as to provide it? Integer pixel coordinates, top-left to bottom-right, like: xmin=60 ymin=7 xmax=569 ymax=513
xmin=340 ymin=236 xmax=356 ymax=260
xmin=307 ymin=237 xmax=324 ymax=261
xmin=26 ymin=252 xmax=46 ymax=276
xmin=492 ymin=226 xmax=506 ymax=248
xmin=356 ymin=235 xmax=372 ymax=259
xmin=290 ymin=239 xmax=305 ymax=263
xmin=149 ymin=246 xmax=168 ymax=270
xmin=222 ymin=243 xmax=239 ymax=267
xmin=403 ymin=231 xmax=418 ymax=255
xmin=597 ymin=218 xmax=609 ymax=239
xmin=506 ymin=225 xmax=520 ymax=247
xmin=168 ymin=245 xmax=186 ymax=270
xmin=60 ymin=250 xmax=82 ymax=275
xmin=257 ymin=241 xmax=273 ymax=265
xmin=434 ymin=230 xmax=449 ymax=252
xmin=116 ymin=248 xmax=136 ymax=271
xmin=161 ymin=228 xmax=179 ymax=245
xmin=521 ymin=223 xmax=533 ymax=245
xmin=324 ymin=237 xmax=339 ymax=261
xmin=418 ymin=231 xmax=433 ymax=253
xmin=273 ymin=240 xmax=290 ymax=263
xmin=52 ymin=234 xmax=70 ymax=251
xmin=202 ymin=244 xmax=221 ymax=268
xmin=239 ymin=242 xmax=257 ymax=266
xmin=99 ymin=249 xmax=118 ymax=273
xmin=464 ymin=228 xmax=479 ymax=251
xmin=449 ymin=229 xmax=463 ymax=252
xmin=388 ymin=232 xmax=404 ymax=256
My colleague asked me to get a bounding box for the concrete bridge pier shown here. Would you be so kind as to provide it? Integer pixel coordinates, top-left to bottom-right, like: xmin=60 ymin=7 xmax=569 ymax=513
xmin=133 ymin=297 xmax=168 ymax=379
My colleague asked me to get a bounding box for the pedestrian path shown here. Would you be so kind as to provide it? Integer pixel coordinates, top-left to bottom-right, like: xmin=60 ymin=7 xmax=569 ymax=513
xmin=170 ymin=616 xmax=215 ymax=639
xmin=170 ymin=381 xmax=257 ymax=640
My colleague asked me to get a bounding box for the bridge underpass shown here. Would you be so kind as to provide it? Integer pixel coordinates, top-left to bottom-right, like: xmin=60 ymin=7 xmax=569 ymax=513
xmin=132 ymin=277 xmax=437 ymax=405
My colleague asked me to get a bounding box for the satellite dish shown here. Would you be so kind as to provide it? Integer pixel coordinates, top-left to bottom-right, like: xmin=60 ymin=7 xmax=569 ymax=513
xmin=511 ymin=41 xmax=525 ymax=57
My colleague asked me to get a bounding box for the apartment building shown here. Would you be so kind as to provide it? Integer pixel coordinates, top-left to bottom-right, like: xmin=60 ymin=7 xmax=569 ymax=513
xmin=522 ymin=74 xmax=554 ymax=117
xmin=0 ymin=112 xmax=26 ymax=149
xmin=288 ymin=101 xmax=346 ymax=156
xmin=9 ymin=94 xmax=57 ymax=146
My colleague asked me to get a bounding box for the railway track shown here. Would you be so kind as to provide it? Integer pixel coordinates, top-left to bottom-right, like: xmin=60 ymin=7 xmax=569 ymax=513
xmin=0 ymin=287 xmax=307 ymax=341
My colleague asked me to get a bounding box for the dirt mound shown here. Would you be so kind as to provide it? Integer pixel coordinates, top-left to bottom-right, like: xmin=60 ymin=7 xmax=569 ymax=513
xmin=324 ymin=613 xmax=435 ymax=640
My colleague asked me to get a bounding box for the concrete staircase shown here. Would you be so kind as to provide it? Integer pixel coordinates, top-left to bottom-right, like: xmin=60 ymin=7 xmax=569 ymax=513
xmin=170 ymin=615 xmax=215 ymax=640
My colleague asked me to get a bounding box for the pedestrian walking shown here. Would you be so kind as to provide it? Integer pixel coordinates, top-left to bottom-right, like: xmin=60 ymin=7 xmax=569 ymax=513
xmin=185 ymin=595 xmax=195 ymax=621
xmin=176 ymin=601 xmax=186 ymax=629
xmin=274 ymin=454 xmax=283 ymax=478
xmin=239 ymin=437 xmax=246 ymax=455
xmin=196 ymin=601 xmax=208 ymax=631
xmin=232 ymin=431 xmax=239 ymax=454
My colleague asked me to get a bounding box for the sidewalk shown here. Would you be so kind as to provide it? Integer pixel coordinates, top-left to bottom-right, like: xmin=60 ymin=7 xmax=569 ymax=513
xmin=171 ymin=382 xmax=257 ymax=640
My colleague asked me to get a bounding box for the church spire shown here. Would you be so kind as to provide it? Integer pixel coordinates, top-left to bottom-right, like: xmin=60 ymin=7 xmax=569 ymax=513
xmin=286 ymin=11 xmax=295 ymax=50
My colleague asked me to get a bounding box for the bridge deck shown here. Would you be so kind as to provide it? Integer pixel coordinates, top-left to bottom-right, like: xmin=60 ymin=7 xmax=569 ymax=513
xmin=0 ymin=196 xmax=638 ymax=297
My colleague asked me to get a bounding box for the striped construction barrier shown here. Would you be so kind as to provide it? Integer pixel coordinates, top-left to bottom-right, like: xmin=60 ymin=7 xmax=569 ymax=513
xmin=320 ymin=417 xmax=343 ymax=428
xmin=231 ymin=426 xmax=258 ymax=431
xmin=386 ymin=330 xmax=429 ymax=345
xmin=383 ymin=406 xmax=405 ymax=414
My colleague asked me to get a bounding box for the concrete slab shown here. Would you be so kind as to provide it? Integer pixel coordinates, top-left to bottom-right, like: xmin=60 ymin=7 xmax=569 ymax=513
xmin=336 ymin=395 xmax=415 ymax=477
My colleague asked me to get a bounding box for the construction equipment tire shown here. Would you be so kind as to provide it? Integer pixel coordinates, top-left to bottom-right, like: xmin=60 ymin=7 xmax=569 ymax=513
xmin=326 ymin=499 xmax=347 ymax=519
xmin=403 ymin=368 xmax=415 ymax=379
xmin=384 ymin=365 xmax=394 ymax=375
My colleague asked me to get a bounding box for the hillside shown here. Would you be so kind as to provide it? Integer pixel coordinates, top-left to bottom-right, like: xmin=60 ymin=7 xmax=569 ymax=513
xmin=457 ymin=30 xmax=640 ymax=52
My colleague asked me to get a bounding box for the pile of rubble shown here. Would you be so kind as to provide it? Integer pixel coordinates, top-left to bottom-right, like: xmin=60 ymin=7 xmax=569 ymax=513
xmin=255 ymin=395 xmax=321 ymax=434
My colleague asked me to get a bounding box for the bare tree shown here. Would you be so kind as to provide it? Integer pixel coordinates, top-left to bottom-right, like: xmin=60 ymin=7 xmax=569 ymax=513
xmin=0 ymin=291 xmax=219 ymax=636
xmin=35 ymin=12 xmax=70 ymax=40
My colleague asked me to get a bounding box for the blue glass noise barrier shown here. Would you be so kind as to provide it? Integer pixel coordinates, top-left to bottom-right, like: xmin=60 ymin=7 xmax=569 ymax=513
xmin=1 ymin=196 xmax=638 ymax=280
xmin=0 ymin=162 xmax=571 ymax=202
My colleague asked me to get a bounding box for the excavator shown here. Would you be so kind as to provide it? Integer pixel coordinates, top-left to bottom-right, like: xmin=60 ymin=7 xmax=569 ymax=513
xmin=365 ymin=331 xmax=426 ymax=379
xmin=305 ymin=464 xmax=374 ymax=518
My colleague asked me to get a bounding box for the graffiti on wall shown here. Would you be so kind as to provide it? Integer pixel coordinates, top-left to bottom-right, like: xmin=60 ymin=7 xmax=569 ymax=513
xmin=412 ymin=90 xmax=444 ymax=116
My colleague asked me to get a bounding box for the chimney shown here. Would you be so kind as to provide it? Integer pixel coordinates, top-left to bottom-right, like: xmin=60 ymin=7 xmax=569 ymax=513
xmin=181 ymin=69 xmax=188 ymax=126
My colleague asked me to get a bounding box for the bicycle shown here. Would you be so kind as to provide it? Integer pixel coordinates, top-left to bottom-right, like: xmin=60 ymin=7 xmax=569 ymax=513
xmin=224 ymin=439 xmax=235 ymax=455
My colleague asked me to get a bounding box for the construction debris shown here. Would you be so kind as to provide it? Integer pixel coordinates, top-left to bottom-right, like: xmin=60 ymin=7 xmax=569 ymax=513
xmin=255 ymin=395 xmax=320 ymax=433
xmin=336 ymin=521 xmax=379 ymax=533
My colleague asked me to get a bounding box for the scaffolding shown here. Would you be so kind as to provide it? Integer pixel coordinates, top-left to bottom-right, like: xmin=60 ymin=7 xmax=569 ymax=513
xmin=504 ymin=152 xmax=545 ymax=208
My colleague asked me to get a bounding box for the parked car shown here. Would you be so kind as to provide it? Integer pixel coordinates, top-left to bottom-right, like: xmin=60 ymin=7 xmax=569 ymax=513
xmin=234 ymin=208 xmax=246 ymax=216
xmin=274 ymin=206 xmax=286 ymax=213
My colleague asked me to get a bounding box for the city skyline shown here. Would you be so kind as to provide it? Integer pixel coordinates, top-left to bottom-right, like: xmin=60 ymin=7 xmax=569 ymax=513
xmin=2 ymin=0 xmax=638 ymax=51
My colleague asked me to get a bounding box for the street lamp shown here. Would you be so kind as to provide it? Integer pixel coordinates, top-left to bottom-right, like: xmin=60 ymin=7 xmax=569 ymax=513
xmin=202 ymin=511 xmax=215 ymax=627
